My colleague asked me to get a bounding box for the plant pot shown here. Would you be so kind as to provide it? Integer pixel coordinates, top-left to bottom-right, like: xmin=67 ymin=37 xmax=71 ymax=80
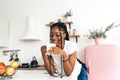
xmin=94 ymin=38 xmax=104 ymax=45
xmin=66 ymin=16 xmax=72 ymax=22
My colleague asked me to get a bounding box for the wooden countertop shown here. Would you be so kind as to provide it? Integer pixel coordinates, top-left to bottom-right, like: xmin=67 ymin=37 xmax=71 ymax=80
xmin=17 ymin=67 xmax=45 ymax=70
xmin=17 ymin=65 xmax=45 ymax=70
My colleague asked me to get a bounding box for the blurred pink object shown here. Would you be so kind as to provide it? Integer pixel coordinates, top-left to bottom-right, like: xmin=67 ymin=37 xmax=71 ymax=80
xmin=94 ymin=38 xmax=104 ymax=45
xmin=85 ymin=45 xmax=120 ymax=80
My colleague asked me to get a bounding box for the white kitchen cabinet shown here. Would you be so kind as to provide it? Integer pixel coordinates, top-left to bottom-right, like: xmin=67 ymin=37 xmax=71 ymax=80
xmin=0 ymin=17 xmax=9 ymax=48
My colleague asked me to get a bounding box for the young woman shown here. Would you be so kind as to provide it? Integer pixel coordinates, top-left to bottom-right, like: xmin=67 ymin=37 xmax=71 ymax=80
xmin=41 ymin=22 xmax=85 ymax=80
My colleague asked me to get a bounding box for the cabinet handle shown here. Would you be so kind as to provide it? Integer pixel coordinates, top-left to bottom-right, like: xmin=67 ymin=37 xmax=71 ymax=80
xmin=87 ymin=60 xmax=91 ymax=74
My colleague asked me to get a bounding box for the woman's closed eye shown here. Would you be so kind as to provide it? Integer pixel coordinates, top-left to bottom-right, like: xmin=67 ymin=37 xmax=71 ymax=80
xmin=50 ymin=33 xmax=60 ymax=37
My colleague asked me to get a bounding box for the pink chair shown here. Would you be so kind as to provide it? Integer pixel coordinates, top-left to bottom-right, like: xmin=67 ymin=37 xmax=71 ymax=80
xmin=85 ymin=45 xmax=120 ymax=80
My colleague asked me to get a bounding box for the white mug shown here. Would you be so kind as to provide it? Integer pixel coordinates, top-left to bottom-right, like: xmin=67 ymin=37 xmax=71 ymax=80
xmin=46 ymin=43 xmax=56 ymax=55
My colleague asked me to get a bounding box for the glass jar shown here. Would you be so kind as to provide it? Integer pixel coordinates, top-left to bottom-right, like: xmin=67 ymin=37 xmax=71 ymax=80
xmin=73 ymin=29 xmax=77 ymax=35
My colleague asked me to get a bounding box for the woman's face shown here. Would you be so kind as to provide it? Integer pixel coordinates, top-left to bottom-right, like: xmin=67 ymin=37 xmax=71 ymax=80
xmin=50 ymin=26 xmax=66 ymax=47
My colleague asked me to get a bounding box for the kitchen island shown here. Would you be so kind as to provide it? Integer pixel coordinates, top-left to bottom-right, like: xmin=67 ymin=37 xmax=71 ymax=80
xmin=11 ymin=69 xmax=73 ymax=80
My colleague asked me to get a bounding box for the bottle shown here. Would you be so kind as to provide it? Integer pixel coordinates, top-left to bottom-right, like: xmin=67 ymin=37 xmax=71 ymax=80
xmin=30 ymin=56 xmax=38 ymax=68
xmin=68 ymin=30 xmax=72 ymax=36
xmin=73 ymin=29 xmax=77 ymax=35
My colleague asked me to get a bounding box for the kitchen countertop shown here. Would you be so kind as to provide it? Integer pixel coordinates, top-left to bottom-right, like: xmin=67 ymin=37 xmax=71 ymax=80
xmin=17 ymin=66 xmax=45 ymax=70
xmin=10 ymin=70 xmax=71 ymax=80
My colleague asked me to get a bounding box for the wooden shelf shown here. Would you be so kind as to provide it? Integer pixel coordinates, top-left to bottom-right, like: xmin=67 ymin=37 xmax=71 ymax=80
xmin=45 ymin=21 xmax=73 ymax=27
xmin=64 ymin=21 xmax=73 ymax=24
xmin=69 ymin=35 xmax=80 ymax=38
xmin=45 ymin=24 xmax=52 ymax=27
xmin=17 ymin=66 xmax=45 ymax=70
xmin=69 ymin=35 xmax=80 ymax=43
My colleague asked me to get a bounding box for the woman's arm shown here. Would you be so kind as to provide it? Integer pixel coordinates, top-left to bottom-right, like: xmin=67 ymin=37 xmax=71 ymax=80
xmin=62 ymin=51 xmax=76 ymax=76
xmin=41 ymin=45 xmax=55 ymax=76
xmin=48 ymin=47 xmax=76 ymax=76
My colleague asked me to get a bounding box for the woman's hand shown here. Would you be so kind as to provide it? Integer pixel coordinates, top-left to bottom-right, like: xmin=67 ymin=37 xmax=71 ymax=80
xmin=41 ymin=45 xmax=55 ymax=76
xmin=41 ymin=45 xmax=47 ymax=56
xmin=48 ymin=47 xmax=65 ymax=56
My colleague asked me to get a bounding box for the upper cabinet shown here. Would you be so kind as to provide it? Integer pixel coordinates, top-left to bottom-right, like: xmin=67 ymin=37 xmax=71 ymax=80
xmin=0 ymin=17 xmax=9 ymax=48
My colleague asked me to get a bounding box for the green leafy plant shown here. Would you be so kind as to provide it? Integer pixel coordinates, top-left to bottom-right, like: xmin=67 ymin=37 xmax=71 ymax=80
xmin=88 ymin=23 xmax=119 ymax=39
xmin=63 ymin=9 xmax=73 ymax=18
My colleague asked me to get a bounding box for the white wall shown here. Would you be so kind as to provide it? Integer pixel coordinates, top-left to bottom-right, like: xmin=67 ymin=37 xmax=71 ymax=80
xmin=0 ymin=0 xmax=120 ymax=65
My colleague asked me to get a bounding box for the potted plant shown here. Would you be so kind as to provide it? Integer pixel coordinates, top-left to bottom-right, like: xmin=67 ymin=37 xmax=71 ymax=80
xmin=63 ymin=9 xmax=73 ymax=22
xmin=88 ymin=23 xmax=119 ymax=44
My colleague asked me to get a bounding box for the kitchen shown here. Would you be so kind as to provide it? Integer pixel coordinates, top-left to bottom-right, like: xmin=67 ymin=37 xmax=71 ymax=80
xmin=0 ymin=0 xmax=120 ymax=80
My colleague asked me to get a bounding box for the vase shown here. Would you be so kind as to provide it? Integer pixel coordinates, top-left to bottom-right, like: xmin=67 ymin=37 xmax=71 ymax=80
xmin=66 ymin=16 xmax=72 ymax=22
xmin=94 ymin=38 xmax=104 ymax=45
